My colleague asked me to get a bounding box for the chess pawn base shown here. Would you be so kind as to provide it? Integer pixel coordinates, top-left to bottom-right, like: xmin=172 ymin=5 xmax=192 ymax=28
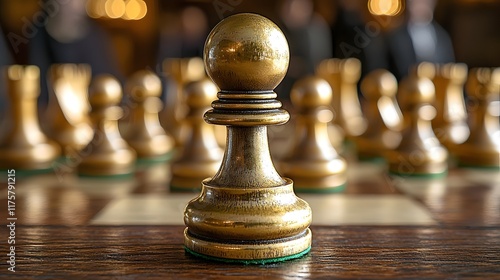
xmin=184 ymin=178 xmax=312 ymax=263
xmin=0 ymin=142 xmax=60 ymax=172
xmin=386 ymin=148 xmax=448 ymax=177
xmin=454 ymin=143 xmax=500 ymax=169
xmin=355 ymin=131 xmax=401 ymax=161
xmin=77 ymin=148 xmax=136 ymax=177
xmin=170 ymin=161 xmax=221 ymax=191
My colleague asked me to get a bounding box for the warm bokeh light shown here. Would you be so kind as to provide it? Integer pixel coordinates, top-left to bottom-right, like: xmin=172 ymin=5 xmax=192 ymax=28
xmin=368 ymin=0 xmax=403 ymax=16
xmin=87 ymin=0 xmax=147 ymax=20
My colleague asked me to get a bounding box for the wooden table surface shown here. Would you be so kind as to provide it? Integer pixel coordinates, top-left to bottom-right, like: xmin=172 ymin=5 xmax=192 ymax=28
xmin=1 ymin=158 xmax=499 ymax=279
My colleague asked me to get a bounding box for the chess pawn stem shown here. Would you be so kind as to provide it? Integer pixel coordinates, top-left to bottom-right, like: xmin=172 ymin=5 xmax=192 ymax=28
xmin=77 ymin=75 xmax=136 ymax=177
xmin=386 ymin=75 xmax=448 ymax=177
xmin=279 ymin=76 xmax=347 ymax=192
xmin=170 ymin=79 xmax=223 ymax=190
xmin=123 ymin=70 xmax=174 ymax=162
xmin=455 ymin=68 xmax=500 ymax=168
xmin=0 ymin=65 xmax=60 ymax=171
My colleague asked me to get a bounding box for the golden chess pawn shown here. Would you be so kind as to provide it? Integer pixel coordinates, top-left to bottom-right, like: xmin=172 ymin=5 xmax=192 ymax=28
xmin=184 ymin=13 xmax=312 ymax=263
xmin=44 ymin=64 xmax=94 ymax=156
xmin=170 ymin=79 xmax=223 ymax=191
xmin=385 ymin=73 xmax=448 ymax=177
xmin=355 ymin=69 xmax=403 ymax=161
xmin=122 ymin=70 xmax=174 ymax=162
xmin=278 ymin=76 xmax=347 ymax=192
xmin=160 ymin=57 xmax=206 ymax=146
xmin=454 ymin=68 xmax=500 ymax=169
xmin=432 ymin=63 xmax=470 ymax=150
xmin=77 ymin=75 xmax=136 ymax=177
xmin=0 ymin=65 xmax=61 ymax=172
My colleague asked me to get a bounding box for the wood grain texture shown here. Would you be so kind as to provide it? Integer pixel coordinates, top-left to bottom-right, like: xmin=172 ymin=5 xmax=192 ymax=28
xmin=2 ymin=225 xmax=499 ymax=279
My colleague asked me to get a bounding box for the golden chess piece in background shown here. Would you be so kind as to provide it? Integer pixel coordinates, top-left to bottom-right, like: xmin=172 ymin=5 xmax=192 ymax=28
xmin=386 ymin=73 xmax=448 ymax=177
xmin=432 ymin=63 xmax=470 ymax=150
xmin=355 ymin=69 xmax=403 ymax=160
xmin=316 ymin=58 xmax=366 ymax=140
xmin=455 ymin=68 xmax=500 ymax=169
xmin=122 ymin=70 xmax=174 ymax=162
xmin=43 ymin=64 xmax=94 ymax=156
xmin=160 ymin=57 xmax=205 ymax=146
xmin=170 ymin=79 xmax=223 ymax=191
xmin=278 ymin=76 xmax=347 ymax=192
xmin=77 ymin=75 xmax=136 ymax=177
xmin=183 ymin=13 xmax=312 ymax=263
xmin=0 ymin=65 xmax=61 ymax=172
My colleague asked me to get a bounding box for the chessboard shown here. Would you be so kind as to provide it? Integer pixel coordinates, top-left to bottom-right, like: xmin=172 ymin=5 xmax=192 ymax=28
xmin=0 ymin=156 xmax=499 ymax=278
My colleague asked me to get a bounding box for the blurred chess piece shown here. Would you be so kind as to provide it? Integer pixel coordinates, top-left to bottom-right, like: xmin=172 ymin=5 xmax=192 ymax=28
xmin=279 ymin=76 xmax=347 ymax=192
xmin=77 ymin=75 xmax=136 ymax=177
xmin=432 ymin=63 xmax=470 ymax=150
xmin=160 ymin=57 xmax=205 ymax=146
xmin=184 ymin=13 xmax=312 ymax=263
xmin=317 ymin=58 xmax=366 ymax=141
xmin=170 ymin=79 xmax=223 ymax=191
xmin=386 ymin=72 xmax=448 ymax=177
xmin=122 ymin=70 xmax=174 ymax=162
xmin=0 ymin=65 xmax=61 ymax=172
xmin=455 ymin=68 xmax=500 ymax=169
xmin=43 ymin=64 xmax=94 ymax=156
xmin=355 ymin=69 xmax=403 ymax=161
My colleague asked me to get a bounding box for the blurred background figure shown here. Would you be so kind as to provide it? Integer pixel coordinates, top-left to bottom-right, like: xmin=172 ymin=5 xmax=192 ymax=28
xmin=28 ymin=0 xmax=121 ymax=106
xmin=276 ymin=0 xmax=332 ymax=101
xmin=0 ymin=24 xmax=13 ymax=119
xmin=386 ymin=0 xmax=455 ymax=80
xmin=157 ymin=5 xmax=209 ymax=62
xmin=330 ymin=0 xmax=388 ymax=77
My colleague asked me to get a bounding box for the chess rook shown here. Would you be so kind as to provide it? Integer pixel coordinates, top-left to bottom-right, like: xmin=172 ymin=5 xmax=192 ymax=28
xmin=455 ymin=68 xmax=500 ymax=168
xmin=122 ymin=70 xmax=174 ymax=161
xmin=386 ymin=73 xmax=448 ymax=177
xmin=183 ymin=13 xmax=312 ymax=263
xmin=77 ymin=75 xmax=136 ymax=177
xmin=170 ymin=79 xmax=223 ymax=191
xmin=0 ymin=65 xmax=60 ymax=172
xmin=355 ymin=69 xmax=403 ymax=160
xmin=278 ymin=76 xmax=347 ymax=192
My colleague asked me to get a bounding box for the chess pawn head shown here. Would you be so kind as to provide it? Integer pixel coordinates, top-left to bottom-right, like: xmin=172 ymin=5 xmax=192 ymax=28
xmin=204 ymin=14 xmax=289 ymax=92
xmin=291 ymin=76 xmax=332 ymax=110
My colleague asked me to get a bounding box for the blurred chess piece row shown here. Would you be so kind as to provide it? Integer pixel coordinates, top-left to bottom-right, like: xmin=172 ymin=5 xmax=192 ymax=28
xmin=0 ymin=62 xmax=223 ymax=179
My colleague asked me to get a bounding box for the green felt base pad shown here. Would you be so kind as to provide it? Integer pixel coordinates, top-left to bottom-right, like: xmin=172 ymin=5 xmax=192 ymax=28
xmin=388 ymin=171 xmax=448 ymax=179
xmin=184 ymin=246 xmax=311 ymax=265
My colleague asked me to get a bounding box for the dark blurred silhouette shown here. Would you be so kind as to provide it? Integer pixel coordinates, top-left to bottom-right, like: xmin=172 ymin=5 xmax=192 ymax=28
xmin=0 ymin=24 xmax=13 ymax=115
xmin=386 ymin=0 xmax=455 ymax=80
xmin=157 ymin=6 xmax=209 ymax=62
xmin=276 ymin=0 xmax=332 ymax=101
xmin=28 ymin=0 xmax=121 ymax=106
xmin=330 ymin=0 xmax=388 ymax=76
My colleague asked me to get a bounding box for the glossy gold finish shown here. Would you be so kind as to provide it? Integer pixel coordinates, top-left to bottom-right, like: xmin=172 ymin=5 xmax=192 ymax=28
xmin=122 ymin=70 xmax=174 ymax=160
xmin=77 ymin=75 xmax=136 ymax=176
xmin=278 ymin=76 xmax=347 ymax=192
xmin=355 ymin=69 xmax=403 ymax=160
xmin=432 ymin=63 xmax=470 ymax=149
xmin=184 ymin=13 xmax=312 ymax=262
xmin=44 ymin=64 xmax=94 ymax=156
xmin=385 ymin=73 xmax=448 ymax=176
xmin=161 ymin=57 xmax=206 ymax=146
xmin=0 ymin=65 xmax=61 ymax=171
xmin=170 ymin=79 xmax=223 ymax=190
xmin=455 ymin=68 xmax=500 ymax=168
xmin=316 ymin=58 xmax=367 ymax=139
